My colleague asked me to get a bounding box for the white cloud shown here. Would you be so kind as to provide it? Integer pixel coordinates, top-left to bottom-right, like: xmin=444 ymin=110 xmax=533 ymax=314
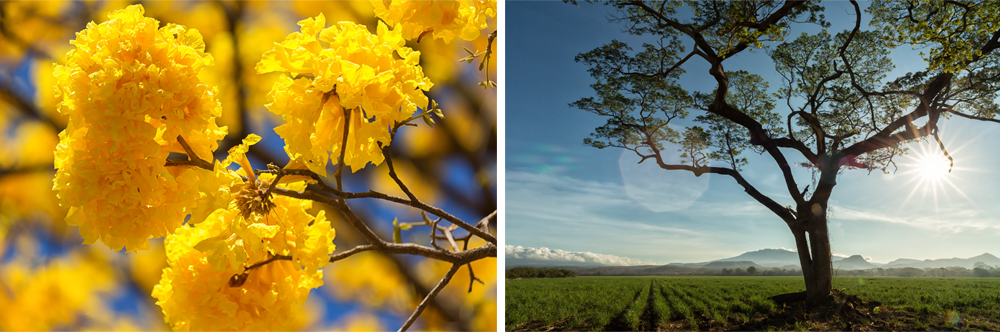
xmin=505 ymin=171 xmax=704 ymax=235
xmin=506 ymin=245 xmax=664 ymax=266
xmin=505 ymin=171 xmax=782 ymax=263
xmin=832 ymin=205 xmax=1000 ymax=233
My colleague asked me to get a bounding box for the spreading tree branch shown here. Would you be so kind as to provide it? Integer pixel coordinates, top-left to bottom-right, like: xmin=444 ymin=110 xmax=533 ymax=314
xmin=399 ymin=263 xmax=461 ymax=332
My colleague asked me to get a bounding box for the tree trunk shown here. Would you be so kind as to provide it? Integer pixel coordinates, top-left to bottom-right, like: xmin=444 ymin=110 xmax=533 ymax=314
xmin=790 ymin=211 xmax=833 ymax=305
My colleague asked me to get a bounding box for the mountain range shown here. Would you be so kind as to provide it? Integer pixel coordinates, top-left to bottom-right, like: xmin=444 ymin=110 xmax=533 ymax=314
xmin=665 ymin=248 xmax=1000 ymax=270
xmin=507 ymin=248 xmax=1000 ymax=271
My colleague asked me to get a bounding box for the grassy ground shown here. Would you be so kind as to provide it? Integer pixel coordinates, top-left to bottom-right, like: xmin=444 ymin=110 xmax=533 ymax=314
xmin=506 ymin=276 xmax=1000 ymax=331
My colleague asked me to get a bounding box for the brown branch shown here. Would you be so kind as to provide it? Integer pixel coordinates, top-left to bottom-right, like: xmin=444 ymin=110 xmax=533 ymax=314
xmin=443 ymin=226 xmax=460 ymax=252
xmin=415 ymin=85 xmax=497 ymax=214
xmin=243 ymin=254 xmax=283 ymax=272
xmin=399 ymin=263 xmax=461 ymax=332
xmin=476 ymin=210 xmax=497 ymax=230
xmin=648 ymin=135 xmax=795 ymax=223
xmin=250 ymin=241 xmax=494 ymax=270
xmin=429 ymin=213 xmax=444 ymax=251
xmin=272 ymin=186 xmax=495 ymax=261
xmin=334 ymin=106 xmax=352 ymax=193
xmin=175 ymin=135 xmax=214 ymax=170
xmin=381 ymin=142 xmax=419 ymax=202
xmin=616 ymin=48 xmax=699 ymax=79
xmin=932 ymin=129 xmax=954 ymax=173
xmin=329 ymin=244 xmax=373 ymax=263
xmin=269 ymin=169 xmax=496 ymax=244
xmin=945 ymin=108 xmax=1000 ymax=124
xmin=462 ymin=234 xmax=484 ymax=293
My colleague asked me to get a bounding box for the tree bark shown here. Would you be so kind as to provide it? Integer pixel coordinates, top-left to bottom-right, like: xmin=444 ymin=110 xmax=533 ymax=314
xmin=790 ymin=206 xmax=834 ymax=305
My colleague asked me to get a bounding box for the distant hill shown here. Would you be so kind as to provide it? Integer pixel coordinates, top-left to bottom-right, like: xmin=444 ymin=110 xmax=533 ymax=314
xmin=834 ymin=255 xmax=877 ymax=270
xmin=507 ymin=246 xmax=999 ymax=272
xmin=703 ymin=261 xmax=764 ymax=269
xmin=883 ymin=253 xmax=1000 ymax=269
xmin=659 ymin=250 xmax=999 ymax=271
xmin=714 ymin=248 xmax=865 ymax=268
xmin=885 ymin=258 xmax=923 ymax=266
xmin=716 ymin=249 xmax=802 ymax=267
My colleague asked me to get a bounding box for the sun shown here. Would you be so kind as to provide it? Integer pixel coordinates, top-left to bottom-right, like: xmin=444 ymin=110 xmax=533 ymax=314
xmin=894 ymin=139 xmax=980 ymax=215
xmin=914 ymin=153 xmax=950 ymax=181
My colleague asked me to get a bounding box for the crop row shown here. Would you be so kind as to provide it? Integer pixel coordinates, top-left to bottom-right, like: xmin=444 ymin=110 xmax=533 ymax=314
xmin=505 ymin=277 xmax=649 ymax=330
xmin=506 ymin=277 xmax=801 ymax=330
xmin=831 ymin=277 xmax=1000 ymax=319
xmin=507 ymin=276 xmax=1000 ymax=331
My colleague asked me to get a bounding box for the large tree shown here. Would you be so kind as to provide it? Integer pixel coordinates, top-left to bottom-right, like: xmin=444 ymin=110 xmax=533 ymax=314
xmin=570 ymin=0 xmax=1000 ymax=305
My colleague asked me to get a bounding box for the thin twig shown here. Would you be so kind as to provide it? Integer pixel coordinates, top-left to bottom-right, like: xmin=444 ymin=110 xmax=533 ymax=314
xmin=443 ymin=226 xmax=460 ymax=252
xmin=329 ymin=244 xmax=373 ymax=263
xmin=244 ymin=242 xmax=494 ymax=271
xmin=334 ymin=106 xmax=352 ymax=194
xmin=399 ymin=263 xmax=461 ymax=332
xmin=429 ymin=213 xmax=443 ymax=250
xmin=463 ymin=236 xmax=484 ymax=293
xmin=477 ymin=210 xmax=497 ymax=230
xmin=243 ymin=254 xmax=283 ymax=272
xmin=174 ymin=135 xmax=213 ymax=170
xmin=271 ymin=175 xmax=496 ymax=244
xmin=381 ymin=143 xmax=419 ymax=202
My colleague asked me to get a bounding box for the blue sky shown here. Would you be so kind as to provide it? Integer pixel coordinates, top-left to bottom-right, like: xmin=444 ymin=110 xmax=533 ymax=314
xmin=505 ymin=1 xmax=1000 ymax=265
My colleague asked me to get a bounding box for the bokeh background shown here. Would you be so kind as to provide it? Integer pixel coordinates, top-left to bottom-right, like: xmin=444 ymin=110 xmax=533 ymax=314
xmin=0 ymin=1 xmax=497 ymax=330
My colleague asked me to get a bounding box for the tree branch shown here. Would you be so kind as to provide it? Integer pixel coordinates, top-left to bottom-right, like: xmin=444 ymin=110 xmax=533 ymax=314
xmin=945 ymin=108 xmax=1000 ymax=124
xmin=266 ymin=168 xmax=496 ymax=243
xmin=399 ymin=263 xmax=461 ymax=332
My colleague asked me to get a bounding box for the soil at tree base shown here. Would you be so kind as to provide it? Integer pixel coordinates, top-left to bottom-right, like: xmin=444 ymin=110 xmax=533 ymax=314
xmin=508 ymin=288 xmax=1000 ymax=331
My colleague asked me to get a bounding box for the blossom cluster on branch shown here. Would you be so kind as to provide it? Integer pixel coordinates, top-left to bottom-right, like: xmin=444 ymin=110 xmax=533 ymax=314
xmin=257 ymin=15 xmax=432 ymax=175
xmin=45 ymin=1 xmax=497 ymax=330
xmin=52 ymin=5 xmax=227 ymax=252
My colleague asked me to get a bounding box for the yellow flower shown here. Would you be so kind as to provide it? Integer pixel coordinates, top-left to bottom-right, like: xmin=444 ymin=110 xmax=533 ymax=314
xmin=293 ymin=209 xmax=336 ymax=272
xmin=325 ymin=251 xmax=414 ymax=313
xmin=153 ymin=214 xmax=323 ymax=331
xmin=51 ymin=4 xmax=227 ymax=252
xmin=370 ymin=0 xmax=497 ymax=43
xmin=172 ymin=133 xmax=335 ymax=286
xmin=0 ymin=254 xmax=115 ymax=331
xmin=257 ymin=15 xmax=433 ymax=176
xmin=153 ymin=161 xmax=334 ymax=330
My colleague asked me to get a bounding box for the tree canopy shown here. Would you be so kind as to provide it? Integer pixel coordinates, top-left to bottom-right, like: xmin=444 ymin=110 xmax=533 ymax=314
xmin=571 ymin=0 xmax=1000 ymax=304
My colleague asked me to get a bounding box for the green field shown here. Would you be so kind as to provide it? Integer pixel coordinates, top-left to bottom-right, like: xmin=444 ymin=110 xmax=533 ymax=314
xmin=505 ymin=276 xmax=1000 ymax=331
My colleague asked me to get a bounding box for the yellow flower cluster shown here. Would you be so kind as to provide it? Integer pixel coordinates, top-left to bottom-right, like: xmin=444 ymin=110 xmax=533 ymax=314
xmin=153 ymin=135 xmax=336 ymax=330
xmin=0 ymin=254 xmax=114 ymax=331
xmin=371 ymin=0 xmax=497 ymax=43
xmin=257 ymin=14 xmax=432 ymax=176
xmin=51 ymin=5 xmax=227 ymax=252
xmin=152 ymin=212 xmax=324 ymax=331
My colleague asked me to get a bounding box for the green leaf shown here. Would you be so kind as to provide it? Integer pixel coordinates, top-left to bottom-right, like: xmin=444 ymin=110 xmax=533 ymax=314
xmin=422 ymin=113 xmax=435 ymax=127
xmin=392 ymin=218 xmax=402 ymax=243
